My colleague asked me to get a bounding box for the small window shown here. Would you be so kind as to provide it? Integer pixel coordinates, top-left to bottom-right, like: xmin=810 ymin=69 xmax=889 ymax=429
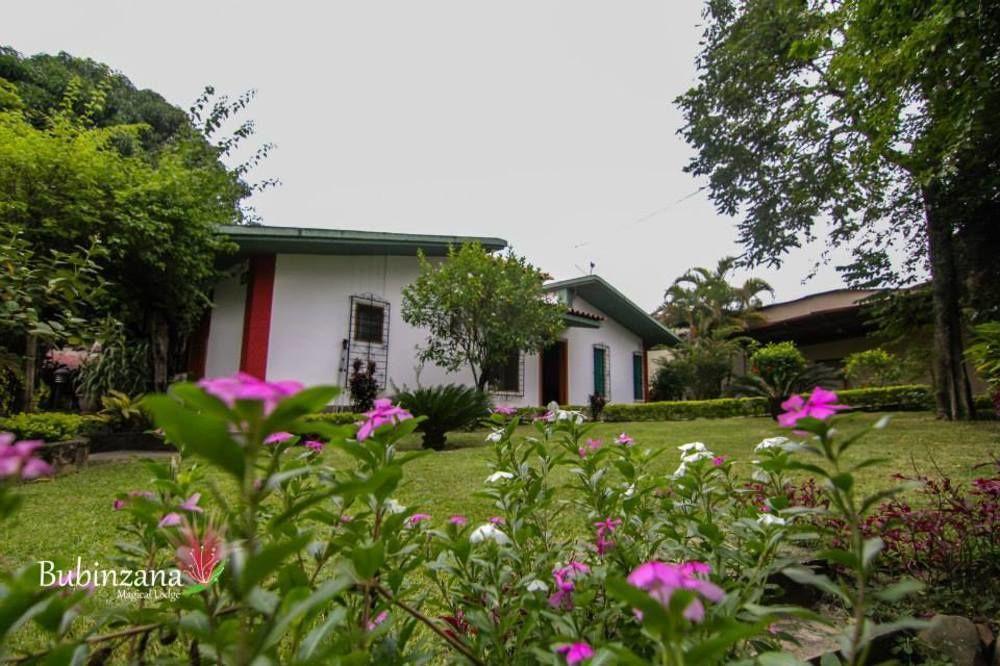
xmin=593 ymin=344 xmax=610 ymax=399
xmin=354 ymin=303 xmax=385 ymax=343
xmin=632 ymin=353 xmax=644 ymax=401
xmin=492 ymin=350 xmax=523 ymax=396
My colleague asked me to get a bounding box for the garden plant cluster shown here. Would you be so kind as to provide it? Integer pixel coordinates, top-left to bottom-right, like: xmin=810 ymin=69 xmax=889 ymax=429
xmin=0 ymin=376 xmax=976 ymax=665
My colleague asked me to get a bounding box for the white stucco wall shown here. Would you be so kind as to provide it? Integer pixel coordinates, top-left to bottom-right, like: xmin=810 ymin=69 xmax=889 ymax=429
xmin=560 ymin=297 xmax=645 ymax=405
xmin=204 ymin=271 xmax=246 ymax=378
xmin=205 ymin=255 xmax=646 ymax=408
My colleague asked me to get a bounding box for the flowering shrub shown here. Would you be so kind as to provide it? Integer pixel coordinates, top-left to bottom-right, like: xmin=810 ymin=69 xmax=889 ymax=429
xmin=0 ymin=379 xmax=931 ymax=664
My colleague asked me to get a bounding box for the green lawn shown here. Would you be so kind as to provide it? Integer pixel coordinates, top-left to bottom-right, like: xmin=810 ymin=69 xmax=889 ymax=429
xmin=3 ymin=412 xmax=998 ymax=573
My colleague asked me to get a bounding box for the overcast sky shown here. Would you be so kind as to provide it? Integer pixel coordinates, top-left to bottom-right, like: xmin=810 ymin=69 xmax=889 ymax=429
xmin=7 ymin=1 xmax=850 ymax=311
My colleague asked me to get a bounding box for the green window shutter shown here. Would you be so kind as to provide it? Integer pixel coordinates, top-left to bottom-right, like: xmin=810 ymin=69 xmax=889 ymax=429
xmin=633 ymin=354 xmax=643 ymax=400
xmin=593 ymin=346 xmax=606 ymax=396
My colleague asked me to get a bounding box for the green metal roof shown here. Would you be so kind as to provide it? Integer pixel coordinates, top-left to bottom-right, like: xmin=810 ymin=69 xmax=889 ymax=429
xmin=545 ymin=275 xmax=679 ymax=347
xmin=219 ymin=225 xmax=508 ymax=257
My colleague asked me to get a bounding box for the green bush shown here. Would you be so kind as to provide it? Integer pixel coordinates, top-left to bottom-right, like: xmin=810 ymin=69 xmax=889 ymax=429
xmin=843 ymin=348 xmax=902 ymax=388
xmin=603 ymin=397 xmax=769 ymax=421
xmin=301 ymin=411 xmax=363 ymax=426
xmin=835 ymin=385 xmax=934 ymax=411
xmin=749 ymin=341 xmax=807 ymax=382
xmin=0 ymin=412 xmax=107 ymax=441
xmin=649 ymin=362 xmax=686 ymax=401
xmin=603 ymin=385 xmax=954 ymax=422
xmin=393 ymin=384 xmax=492 ymax=450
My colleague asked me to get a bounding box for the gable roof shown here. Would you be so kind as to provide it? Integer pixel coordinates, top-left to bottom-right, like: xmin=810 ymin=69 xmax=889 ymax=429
xmin=545 ymin=275 xmax=679 ymax=347
xmin=219 ymin=224 xmax=507 ymax=257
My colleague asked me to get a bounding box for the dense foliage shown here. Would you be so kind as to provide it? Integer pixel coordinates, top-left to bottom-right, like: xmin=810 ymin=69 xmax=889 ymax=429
xmin=0 ymin=47 xmax=275 ymax=404
xmin=653 ymin=257 xmax=771 ymax=400
xmin=844 ymin=349 xmax=903 ymax=389
xmin=732 ymin=342 xmax=836 ymax=418
xmin=0 ymin=412 xmax=105 ymax=441
xmin=402 ymin=243 xmax=565 ymax=391
xmin=0 ymin=377 xmax=934 ymax=664
xmin=392 ymin=383 xmax=492 ymax=450
xmin=677 ymin=0 xmax=1000 ymax=420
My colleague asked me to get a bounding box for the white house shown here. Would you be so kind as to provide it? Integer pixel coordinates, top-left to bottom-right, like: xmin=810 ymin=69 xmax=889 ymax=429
xmin=190 ymin=225 xmax=677 ymax=408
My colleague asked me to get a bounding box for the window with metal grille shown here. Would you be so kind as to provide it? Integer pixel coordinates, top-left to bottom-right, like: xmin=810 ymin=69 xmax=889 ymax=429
xmin=593 ymin=344 xmax=610 ymax=400
xmin=491 ymin=350 xmax=524 ymax=396
xmin=353 ymin=303 xmax=385 ymax=343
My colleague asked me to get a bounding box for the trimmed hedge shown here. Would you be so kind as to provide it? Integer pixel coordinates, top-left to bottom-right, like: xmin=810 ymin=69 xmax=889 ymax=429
xmin=602 ymin=385 xmax=977 ymax=422
xmin=0 ymin=412 xmax=107 ymax=441
xmin=603 ymin=397 xmax=768 ymax=422
xmin=835 ymin=385 xmax=933 ymax=412
xmin=302 ymin=411 xmax=363 ymax=426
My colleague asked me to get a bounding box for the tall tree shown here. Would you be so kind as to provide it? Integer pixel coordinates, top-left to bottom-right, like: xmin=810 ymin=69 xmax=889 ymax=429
xmin=402 ymin=244 xmax=566 ymax=391
xmin=677 ymin=0 xmax=1000 ymax=419
xmin=656 ymin=257 xmax=773 ymax=340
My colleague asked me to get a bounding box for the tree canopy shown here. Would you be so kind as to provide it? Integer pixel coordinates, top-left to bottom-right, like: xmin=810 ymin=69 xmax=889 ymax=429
xmin=677 ymin=0 xmax=999 ymax=418
xmin=0 ymin=47 xmax=270 ymax=398
xmin=402 ymin=244 xmax=566 ymax=391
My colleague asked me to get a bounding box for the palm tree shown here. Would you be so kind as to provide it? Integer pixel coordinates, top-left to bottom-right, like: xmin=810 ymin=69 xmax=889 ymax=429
xmin=655 ymin=257 xmax=773 ymax=340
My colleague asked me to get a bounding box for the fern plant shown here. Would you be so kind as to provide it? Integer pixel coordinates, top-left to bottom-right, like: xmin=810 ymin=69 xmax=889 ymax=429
xmin=392 ymin=384 xmax=492 ymax=450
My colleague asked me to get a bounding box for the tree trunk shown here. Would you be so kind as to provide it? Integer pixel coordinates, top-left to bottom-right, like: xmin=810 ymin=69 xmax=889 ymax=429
xmin=924 ymin=187 xmax=975 ymax=420
xmin=21 ymin=333 xmax=37 ymax=413
xmin=151 ymin=313 xmax=170 ymax=393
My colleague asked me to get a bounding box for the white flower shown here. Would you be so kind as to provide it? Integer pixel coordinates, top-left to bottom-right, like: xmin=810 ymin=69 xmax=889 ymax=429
xmin=622 ymin=483 xmax=635 ymax=498
xmin=525 ymin=579 xmax=549 ymax=593
xmin=486 ymin=430 xmax=503 ymax=443
xmin=383 ymin=499 xmax=406 ymax=514
xmin=681 ymin=450 xmax=715 ymax=464
xmin=548 ymin=401 xmax=586 ymax=424
xmin=754 ymin=436 xmax=790 ymax=452
xmin=757 ymin=513 xmax=786 ymax=527
xmin=485 ymin=471 xmax=514 ymax=484
xmin=751 ymin=469 xmax=769 ymax=482
xmin=671 ymin=462 xmax=688 ymax=479
xmin=678 ymin=442 xmax=707 ymax=454
xmin=469 ymin=523 xmax=511 ymax=545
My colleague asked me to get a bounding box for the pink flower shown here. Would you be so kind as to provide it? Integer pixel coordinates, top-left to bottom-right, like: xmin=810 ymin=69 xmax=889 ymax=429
xmin=615 ymin=433 xmax=635 ymax=446
xmin=0 ymin=434 xmax=52 ymax=479
xmin=407 ymin=513 xmax=431 ymax=527
xmin=366 ymin=610 xmax=389 ymax=631
xmin=357 ymin=399 xmax=413 ymax=441
xmin=777 ymin=387 xmax=847 ymax=428
xmin=112 ymin=499 xmax=125 ymax=511
xmin=493 ymin=405 xmax=517 ymax=416
xmin=159 ymin=512 xmax=183 ymax=528
xmin=578 ymin=438 xmax=603 ymax=458
xmin=449 ymin=515 xmax=468 ymax=526
xmin=175 ymin=522 xmax=226 ymax=585
xmin=304 ymin=439 xmax=324 ymax=453
xmin=199 ymin=373 xmax=303 ymax=415
xmin=488 ymin=516 xmax=505 ymax=525
xmin=594 ymin=517 xmax=622 ymax=556
xmin=626 ymin=561 xmax=724 ymax=622
xmin=534 ymin=410 xmax=556 ymax=423
xmin=556 ymin=642 xmax=594 ymax=664
xmin=264 ymin=431 xmax=294 ymax=445
xmin=46 ymin=348 xmax=88 ymax=370
xmin=179 ymin=493 xmax=203 ymax=513
xmin=712 ymin=455 xmax=726 ymax=467
xmin=549 ymin=562 xmax=590 ymax=609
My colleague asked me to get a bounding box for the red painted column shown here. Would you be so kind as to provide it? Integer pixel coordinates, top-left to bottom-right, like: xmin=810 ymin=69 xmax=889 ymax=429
xmin=240 ymin=254 xmax=276 ymax=379
xmin=186 ymin=309 xmax=212 ymax=380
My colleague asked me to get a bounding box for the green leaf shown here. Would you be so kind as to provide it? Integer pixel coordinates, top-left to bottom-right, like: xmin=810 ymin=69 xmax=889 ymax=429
xmin=874 ymin=579 xmax=923 ymax=603
xmin=782 ymin=567 xmax=849 ymax=605
xmin=263 ymin=385 xmax=342 ymax=432
xmin=349 ymin=541 xmax=385 ymax=581
xmin=143 ymin=394 xmax=245 ymax=480
xmin=861 ymin=537 xmax=883 ymax=568
xmin=240 ymin=535 xmax=312 ymax=592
